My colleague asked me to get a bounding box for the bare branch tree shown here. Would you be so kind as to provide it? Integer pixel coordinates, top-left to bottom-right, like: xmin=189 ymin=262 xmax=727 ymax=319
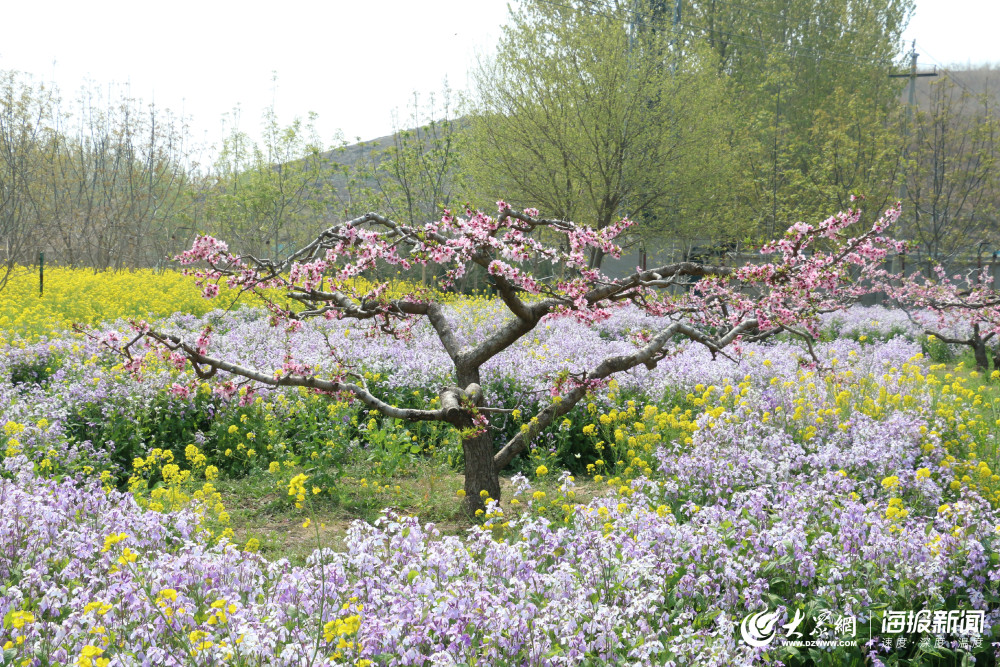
xmin=0 ymin=71 xmax=54 ymax=289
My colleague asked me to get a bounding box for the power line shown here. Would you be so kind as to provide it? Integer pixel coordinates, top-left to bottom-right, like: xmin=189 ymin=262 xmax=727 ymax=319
xmin=915 ymin=46 xmax=980 ymax=99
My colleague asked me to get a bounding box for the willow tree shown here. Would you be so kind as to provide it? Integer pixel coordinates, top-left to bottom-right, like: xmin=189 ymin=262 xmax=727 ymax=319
xmin=463 ymin=0 xmax=741 ymax=267
xmin=684 ymin=0 xmax=913 ymax=235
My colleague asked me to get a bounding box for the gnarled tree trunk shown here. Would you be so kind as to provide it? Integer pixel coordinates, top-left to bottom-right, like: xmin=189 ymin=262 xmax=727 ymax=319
xmin=462 ymin=427 xmax=500 ymax=514
xmin=443 ymin=374 xmax=501 ymax=514
xmin=972 ymin=324 xmax=991 ymax=371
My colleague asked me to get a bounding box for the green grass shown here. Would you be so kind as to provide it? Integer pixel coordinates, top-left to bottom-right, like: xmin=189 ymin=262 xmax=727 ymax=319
xmin=216 ymin=460 xmax=467 ymax=564
xmin=217 ymin=459 xmax=609 ymax=565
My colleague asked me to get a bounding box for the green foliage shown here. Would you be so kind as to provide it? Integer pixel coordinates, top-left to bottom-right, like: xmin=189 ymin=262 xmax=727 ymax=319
xmin=7 ymin=354 xmax=60 ymax=388
xmin=203 ymin=390 xmax=361 ymax=486
xmin=923 ymin=334 xmax=957 ymax=364
xmin=357 ymin=416 xmax=425 ymax=480
xmin=463 ymin=0 xmax=914 ymax=259
xmin=686 ymin=0 xmax=913 ymax=237
xmin=62 ymin=387 xmax=363 ymax=489
xmin=64 ymin=392 xmax=218 ymax=488
xmin=205 ymin=99 xmax=334 ymax=258
xmin=791 ymin=85 xmax=905 ymax=220
xmin=465 ymin=0 xmax=745 ymax=257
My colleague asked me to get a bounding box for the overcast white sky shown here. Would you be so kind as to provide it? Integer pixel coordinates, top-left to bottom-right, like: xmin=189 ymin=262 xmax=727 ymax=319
xmin=0 ymin=0 xmax=513 ymax=151
xmin=1 ymin=0 xmax=996 ymax=155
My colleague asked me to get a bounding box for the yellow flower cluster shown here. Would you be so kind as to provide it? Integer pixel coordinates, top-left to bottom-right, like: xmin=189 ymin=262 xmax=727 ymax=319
xmin=3 ymin=421 xmax=27 ymax=458
xmin=288 ymin=473 xmax=309 ymax=508
xmin=323 ymin=604 xmax=363 ymax=659
xmin=75 ymin=645 xmax=108 ymax=667
xmin=207 ymin=598 xmax=238 ymax=626
xmin=101 ymin=532 xmax=130 ymax=553
xmin=881 ymin=476 xmax=900 ymax=490
xmin=128 ymin=448 xmax=232 ymax=542
xmin=189 ymin=629 xmax=213 ymax=653
xmin=586 ymin=397 xmax=681 ymax=485
xmin=911 ymin=362 xmax=1000 ymax=504
xmin=570 ymin=352 xmax=1000 ymax=522
xmin=0 ymin=266 xmax=254 ymax=345
xmin=885 ymin=498 xmax=909 ymax=522
xmin=3 ymin=420 xmax=25 ymax=436
xmin=155 ymin=588 xmax=186 ymax=620
xmin=185 ymin=444 xmax=207 ymax=469
xmin=83 ymin=601 xmax=113 ymax=616
xmin=0 ymin=263 xmax=467 ymax=345
xmin=2 ymin=610 xmax=34 ymax=653
xmin=9 ymin=610 xmax=34 ymax=629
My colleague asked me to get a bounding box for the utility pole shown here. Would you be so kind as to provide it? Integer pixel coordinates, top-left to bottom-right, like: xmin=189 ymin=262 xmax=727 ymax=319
xmin=670 ymin=0 xmax=681 ymax=74
xmin=890 ymin=41 xmax=937 ymax=127
xmin=889 ymin=40 xmax=937 ymax=274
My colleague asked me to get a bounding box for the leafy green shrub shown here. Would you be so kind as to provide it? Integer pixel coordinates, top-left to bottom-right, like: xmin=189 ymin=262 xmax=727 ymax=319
xmin=64 ymin=391 xmax=217 ymax=488
xmin=8 ymin=354 xmax=61 ymax=388
xmin=922 ymin=334 xmax=956 ymax=363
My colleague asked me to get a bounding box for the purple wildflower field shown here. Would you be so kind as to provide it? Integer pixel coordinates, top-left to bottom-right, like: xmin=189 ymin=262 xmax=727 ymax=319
xmin=2 ymin=303 xmax=999 ymax=665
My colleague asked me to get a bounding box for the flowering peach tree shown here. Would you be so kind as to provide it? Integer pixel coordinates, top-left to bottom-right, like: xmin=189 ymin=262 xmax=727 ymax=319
xmin=887 ymin=264 xmax=1000 ymax=371
xmin=107 ymin=200 xmax=904 ymax=512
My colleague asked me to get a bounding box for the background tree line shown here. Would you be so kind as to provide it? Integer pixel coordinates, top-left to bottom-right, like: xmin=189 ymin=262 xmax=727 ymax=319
xmin=0 ymin=73 xmax=196 ymax=288
xmin=1 ymin=0 xmax=998 ymax=292
xmin=0 ymin=71 xmax=469 ymax=289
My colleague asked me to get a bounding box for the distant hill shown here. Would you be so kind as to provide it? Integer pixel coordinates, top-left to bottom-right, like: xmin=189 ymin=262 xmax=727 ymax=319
xmin=312 ymin=132 xmax=398 ymax=198
xmin=911 ymin=64 xmax=1000 ymax=107
xmin=320 ymin=132 xmax=397 ymax=170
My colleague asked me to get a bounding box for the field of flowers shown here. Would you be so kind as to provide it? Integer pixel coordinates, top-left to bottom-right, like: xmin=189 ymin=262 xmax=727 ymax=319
xmin=0 ymin=266 xmax=434 ymax=346
xmin=2 ymin=267 xmax=1000 ymax=665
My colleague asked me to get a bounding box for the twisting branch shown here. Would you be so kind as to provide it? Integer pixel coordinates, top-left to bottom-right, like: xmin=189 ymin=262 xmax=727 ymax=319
xmin=146 ymin=329 xmax=465 ymax=423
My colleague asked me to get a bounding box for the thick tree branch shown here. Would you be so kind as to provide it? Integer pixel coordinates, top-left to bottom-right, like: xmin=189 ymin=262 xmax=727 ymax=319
xmin=147 ymin=331 xmax=445 ymax=423
xmin=493 ymin=319 xmax=758 ymax=469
